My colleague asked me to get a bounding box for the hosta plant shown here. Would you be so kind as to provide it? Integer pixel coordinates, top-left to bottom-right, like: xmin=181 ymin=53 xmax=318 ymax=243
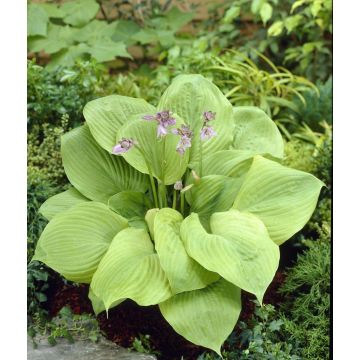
xmin=32 ymin=74 xmax=323 ymax=356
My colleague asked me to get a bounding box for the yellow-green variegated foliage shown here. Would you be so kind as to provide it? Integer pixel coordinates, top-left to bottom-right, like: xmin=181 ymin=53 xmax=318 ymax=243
xmin=32 ymin=74 xmax=324 ymax=355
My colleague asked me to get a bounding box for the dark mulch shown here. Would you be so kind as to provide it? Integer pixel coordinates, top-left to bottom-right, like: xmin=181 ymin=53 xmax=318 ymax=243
xmin=44 ymin=271 xmax=285 ymax=360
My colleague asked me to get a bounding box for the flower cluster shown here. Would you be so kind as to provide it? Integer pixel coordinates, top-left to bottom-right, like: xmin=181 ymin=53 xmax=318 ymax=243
xmin=200 ymin=111 xmax=217 ymax=141
xmin=172 ymin=125 xmax=193 ymax=155
xmin=112 ymin=138 xmax=136 ymax=154
xmin=143 ymin=110 xmax=176 ymax=138
xmin=113 ymin=110 xmax=216 ymax=157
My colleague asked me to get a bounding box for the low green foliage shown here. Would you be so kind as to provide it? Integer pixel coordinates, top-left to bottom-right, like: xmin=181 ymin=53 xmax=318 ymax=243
xmin=130 ymin=334 xmax=161 ymax=356
xmin=197 ymin=302 xmax=300 ymax=359
xmin=284 ymin=124 xmax=331 ymax=183
xmin=279 ymin=229 xmax=330 ymax=360
xmin=28 ymin=121 xmax=68 ymax=188
xmin=27 ymin=163 xmax=59 ymax=322
xmin=284 ymin=126 xmax=331 ymax=240
xmin=27 ymin=60 xmax=113 ymax=128
xmin=290 ymin=77 xmax=332 ymax=131
xmin=27 ymin=172 xmax=57 ymax=261
xmin=27 ymin=261 xmax=51 ymax=320
xmin=284 ymin=139 xmax=315 ymax=174
xmin=29 ymin=306 xmax=103 ymax=348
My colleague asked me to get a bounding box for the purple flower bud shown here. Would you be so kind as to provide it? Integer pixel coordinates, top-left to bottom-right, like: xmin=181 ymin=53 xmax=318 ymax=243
xmin=203 ymin=111 xmax=216 ymax=122
xmin=157 ymin=124 xmax=168 ymax=138
xmin=173 ymin=124 xmax=193 ymax=155
xmin=163 ymin=117 xmax=176 ymax=127
xmin=112 ymin=138 xmax=135 ymax=155
xmin=143 ymin=110 xmax=176 ymax=138
xmin=176 ymin=136 xmax=192 ymax=155
xmin=143 ymin=115 xmax=155 ymax=121
xmin=174 ymin=181 xmax=183 ymax=190
xmin=173 ymin=124 xmax=193 ymax=138
xmin=176 ymin=147 xmax=186 ymax=155
xmin=200 ymin=126 xmax=217 ymax=141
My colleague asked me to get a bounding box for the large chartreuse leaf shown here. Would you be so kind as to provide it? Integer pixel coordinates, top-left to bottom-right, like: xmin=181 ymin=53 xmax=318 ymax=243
xmin=108 ymin=191 xmax=152 ymax=220
xmin=145 ymin=208 xmax=159 ymax=240
xmin=32 ymin=202 xmax=128 ymax=283
xmin=117 ymin=113 xmax=189 ymax=185
xmin=157 ymin=74 xmax=234 ymax=163
xmin=88 ymin=288 xmax=124 ymax=316
xmin=61 ymin=124 xmax=148 ymax=203
xmin=181 ymin=211 xmax=279 ymax=303
xmin=232 ymin=106 xmax=284 ymax=158
xmin=186 ymin=175 xmax=243 ymax=231
xmin=90 ymin=228 xmax=172 ymax=309
xmin=210 ymin=209 xmax=279 ymax=302
xmin=201 ymin=150 xmax=254 ymax=178
xmin=39 ymin=187 xmax=89 ymax=220
xmin=159 ymin=279 xmax=241 ymax=355
xmin=83 ymin=95 xmax=155 ymax=153
xmin=154 ymin=208 xmax=219 ymax=294
xmin=233 ymin=156 xmax=324 ymax=245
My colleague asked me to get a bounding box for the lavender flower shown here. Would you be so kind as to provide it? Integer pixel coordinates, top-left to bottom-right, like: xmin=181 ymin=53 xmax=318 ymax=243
xmin=142 ymin=110 xmax=176 ymax=138
xmin=172 ymin=124 xmax=193 ymax=138
xmin=176 ymin=137 xmax=192 ymax=155
xmin=200 ymin=110 xmax=217 ymax=141
xmin=173 ymin=124 xmax=193 ymax=156
xmin=174 ymin=181 xmax=183 ymax=190
xmin=203 ymin=111 xmax=216 ymax=122
xmin=200 ymin=126 xmax=217 ymax=141
xmin=157 ymin=124 xmax=168 ymax=138
xmin=112 ymin=138 xmax=135 ymax=154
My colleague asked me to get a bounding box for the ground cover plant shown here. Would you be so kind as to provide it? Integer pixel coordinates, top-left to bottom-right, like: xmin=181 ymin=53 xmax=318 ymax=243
xmin=31 ymin=73 xmax=324 ymax=355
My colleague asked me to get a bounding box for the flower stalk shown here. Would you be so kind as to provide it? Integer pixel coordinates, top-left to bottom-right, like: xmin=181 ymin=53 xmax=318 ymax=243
xmin=180 ymin=191 xmax=185 ymax=215
xmin=136 ymin=145 xmax=159 ymax=209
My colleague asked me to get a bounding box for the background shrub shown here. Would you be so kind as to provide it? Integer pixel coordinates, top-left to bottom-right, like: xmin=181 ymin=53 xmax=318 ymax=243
xmin=27 ymin=60 xmax=115 ymax=129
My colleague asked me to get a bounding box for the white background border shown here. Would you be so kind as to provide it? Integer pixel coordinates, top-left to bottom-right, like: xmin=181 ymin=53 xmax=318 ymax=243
xmin=0 ymin=0 xmax=359 ymax=358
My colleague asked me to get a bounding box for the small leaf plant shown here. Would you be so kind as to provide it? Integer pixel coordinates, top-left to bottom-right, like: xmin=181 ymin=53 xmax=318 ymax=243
xmin=32 ymin=74 xmax=323 ymax=356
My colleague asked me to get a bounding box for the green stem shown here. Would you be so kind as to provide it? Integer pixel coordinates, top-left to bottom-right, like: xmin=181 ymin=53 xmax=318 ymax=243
xmin=172 ymin=189 xmax=177 ymax=209
xmin=159 ymin=182 xmax=167 ymax=208
xmin=148 ymin=170 xmax=159 ymax=208
xmin=136 ymin=145 xmax=159 ymax=208
xmin=157 ymin=180 xmax=163 ymax=208
xmin=199 ymin=135 xmax=203 ymax=177
xmin=180 ymin=191 xmax=185 ymax=215
xmin=160 ymin=137 xmax=167 ymax=207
